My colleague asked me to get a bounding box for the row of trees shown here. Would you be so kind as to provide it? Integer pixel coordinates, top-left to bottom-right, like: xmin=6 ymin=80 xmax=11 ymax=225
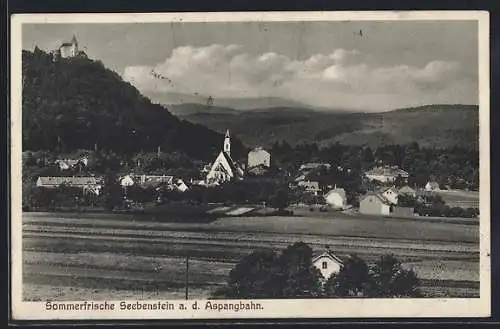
xmin=213 ymin=242 xmax=421 ymax=299
xmin=22 ymin=175 xmax=297 ymax=212
xmin=397 ymin=194 xmax=479 ymax=218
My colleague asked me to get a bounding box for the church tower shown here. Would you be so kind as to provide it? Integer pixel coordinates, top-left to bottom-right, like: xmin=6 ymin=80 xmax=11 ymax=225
xmin=71 ymin=35 xmax=79 ymax=57
xmin=223 ymin=129 xmax=231 ymax=156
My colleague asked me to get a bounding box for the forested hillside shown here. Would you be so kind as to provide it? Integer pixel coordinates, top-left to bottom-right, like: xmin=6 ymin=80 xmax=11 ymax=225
xmin=172 ymin=103 xmax=479 ymax=150
xmin=21 ymin=48 xmax=246 ymax=161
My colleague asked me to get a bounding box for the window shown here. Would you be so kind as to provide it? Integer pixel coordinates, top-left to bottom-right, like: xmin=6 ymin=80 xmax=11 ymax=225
xmin=322 ymin=261 xmax=328 ymax=269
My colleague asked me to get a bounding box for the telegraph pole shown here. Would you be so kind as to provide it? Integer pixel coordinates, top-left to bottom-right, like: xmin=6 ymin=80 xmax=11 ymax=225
xmin=185 ymin=255 xmax=189 ymax=300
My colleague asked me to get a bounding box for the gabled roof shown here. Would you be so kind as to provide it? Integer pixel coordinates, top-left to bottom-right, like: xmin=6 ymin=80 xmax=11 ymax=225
xmin=37 ymin=176 xmax=99 ymax=186
xmin=221 ymin=151 xmax=243 ymax=177
xmin=312 ymin=250 xmax=344 ymax=266
xmin=298 ymin=180 xmax=320 ymax=189
xmin=248 ymin=147 xmax=270 ymax=155
xmin=399 ymin=185 xmax=416 ymax=193
xmin=382 ymin=186 xmax=399 ymax=194
xmin=365 ymin=166 xmax=409 ymax=177
xmin=361 ymin=192 xmax=392 ymax=205
xmin=325 ymin=188 xmax=346 ymax=199
xmin=300 ymin=163 xmax=331 ymax=171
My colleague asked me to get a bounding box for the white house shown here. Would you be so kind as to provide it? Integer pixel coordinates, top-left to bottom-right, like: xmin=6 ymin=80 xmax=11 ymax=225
xmin=312 ymin=249 xmax=344 ymax=281
xmin=359 ymin=193 xmax=392 ymax=216
xmin=248 ymin=147 xmax=271 ymax=169
xmin=119 ymin=175 xmax=135 ymax=187
xmin=381 ymin=187 xmax=399 ymax=205
xmin=425 ymin=181 xmax=441 ymax=192
xmin=324 ymin=187 xmax=347 ymax=209
xmin=205 ymin=130 xmax=244 ymax=185
xmin=54 ymin=156 xmax=88 ymax=171
xmin=175 ymin=179 xmax=189 ymax=192
xmin=297 ymin=180 xmax=321 ymax=195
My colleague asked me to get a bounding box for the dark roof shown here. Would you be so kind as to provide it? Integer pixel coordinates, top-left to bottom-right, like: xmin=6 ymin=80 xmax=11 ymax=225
xmin=60 ymin=42 xmax=73 ymax=47
xmin=222 ymin=151 xmax=242 ymax=176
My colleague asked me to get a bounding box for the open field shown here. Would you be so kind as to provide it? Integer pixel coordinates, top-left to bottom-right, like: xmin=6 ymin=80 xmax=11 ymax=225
xmin=436 ymin=190 xmax=480 ymax=209
xmin=21 ymin=212 xmax=480 ymax=301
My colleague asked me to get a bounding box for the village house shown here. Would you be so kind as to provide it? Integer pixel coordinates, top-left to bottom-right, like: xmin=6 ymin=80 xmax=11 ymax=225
xmin=299 ymin=163 xmax=332 ymax=175
xmin=398 ymin=185 xmax=417 ymax=197
xmin=359 ymin=193 xmax=393 ymax=216
xmin=364 ymin=166 xmax=409 ymax=184
xmin=324 ymin=186 xmax=347 ymax=210
xmin=246 ymin=164 xmax=270 ymax=176
xmin=312 ymin=248 xmax=344 ymax=281
xmin=36 ymin=176 xmax=102 ymax=195
xmin=205 ymin=130 xmax=244 ymax=185
xmin=380 ymin=187 xmax=399 ymax=205
xmin=294 ymin=174 xmax=307 ymax=182
xmin=425 ymin=181 xmax=441 ymax=192
xmin=54 ymin=156 xmax=88 ymax=171
xmin=247 ymin=147 xmax=271 ymax=169
xmin=119 ymin=174 xmax=189 ymax=192
xmin=174 ymin=179 xmax=189 ymax=192
xmin=297 ymin=180 xmax=321 ymax=196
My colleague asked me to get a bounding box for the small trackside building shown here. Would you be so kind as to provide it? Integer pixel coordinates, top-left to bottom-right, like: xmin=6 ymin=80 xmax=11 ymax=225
xmin=312 ymin=249 xmax=344 ymax=281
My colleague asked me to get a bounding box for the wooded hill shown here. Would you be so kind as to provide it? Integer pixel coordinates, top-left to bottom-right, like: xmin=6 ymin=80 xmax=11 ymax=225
xmin=21 ymin=48 xmax=246 ymax=161
xmin=170 ymin=103 xmax=479 ymax=150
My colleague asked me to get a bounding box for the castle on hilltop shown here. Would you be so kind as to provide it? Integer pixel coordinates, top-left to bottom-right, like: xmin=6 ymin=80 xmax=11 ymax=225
xmin=51 ymin=35 xmax=87 ymax=61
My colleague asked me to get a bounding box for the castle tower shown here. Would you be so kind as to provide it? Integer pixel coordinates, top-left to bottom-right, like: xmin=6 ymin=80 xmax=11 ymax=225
xmin=71 ymin=35 xmax=78 ymax=57
xmin=223 ymin=129 xmax=231 ymax=156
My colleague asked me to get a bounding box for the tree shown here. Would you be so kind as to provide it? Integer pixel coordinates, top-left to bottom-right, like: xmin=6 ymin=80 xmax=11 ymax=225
xmin=269 ymin=188 xmax=290 ymax=211
xmin=212 ymin=249 xmax=279 ymax=299
xmin=370 ymin=255 xmax=421 ymax=298
xmin=397 ymin=194 xmax=417 ymax=207
xmin=102 ymin=170 xmax=123 ymax=210
xmin=324 ymin=255 xmax=374 ymax=297
xmin=276 ymin=242 xmax=323 ymax=298
xmin=212 ymin=242 xmax=322 ymax=299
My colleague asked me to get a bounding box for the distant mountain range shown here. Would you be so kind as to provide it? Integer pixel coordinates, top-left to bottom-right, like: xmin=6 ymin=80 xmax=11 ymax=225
xmin=142 ymin=91 xmax=346 ymax=112
xmin=167 ymin=102 xmax=479 ymax=149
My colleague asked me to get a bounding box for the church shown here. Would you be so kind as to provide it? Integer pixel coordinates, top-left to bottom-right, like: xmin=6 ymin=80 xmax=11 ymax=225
xmin=205 ymin=130 xmax=244 ymax=185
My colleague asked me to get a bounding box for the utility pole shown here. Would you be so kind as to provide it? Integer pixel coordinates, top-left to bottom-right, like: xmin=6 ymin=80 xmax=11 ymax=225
xmin=185 ymin=255 xmax=189 ymax=300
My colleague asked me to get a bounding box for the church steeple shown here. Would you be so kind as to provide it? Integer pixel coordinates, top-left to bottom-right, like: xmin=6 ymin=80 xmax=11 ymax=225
xmin=223 ymin=129 xmax=231 ymax=156
xmin=71 ymin=35 xmax=78 ymax=56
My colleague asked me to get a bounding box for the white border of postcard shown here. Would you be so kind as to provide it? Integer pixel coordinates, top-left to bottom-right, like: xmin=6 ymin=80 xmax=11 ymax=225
xmin=10 ymin=11 xmax=491 ymax=320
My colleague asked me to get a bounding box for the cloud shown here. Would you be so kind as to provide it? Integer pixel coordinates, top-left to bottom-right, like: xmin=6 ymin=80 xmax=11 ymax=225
xmin=122 ymin=44 xmax=477 ymax=111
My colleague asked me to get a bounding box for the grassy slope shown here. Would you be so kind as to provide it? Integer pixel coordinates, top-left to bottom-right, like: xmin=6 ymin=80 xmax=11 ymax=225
xmin=173 ymin=104 xmax=478 ymax=149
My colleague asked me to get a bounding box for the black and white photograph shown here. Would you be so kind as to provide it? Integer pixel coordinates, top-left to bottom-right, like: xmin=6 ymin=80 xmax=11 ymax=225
xmin=10 ymin=11 xmax=490 ymax=320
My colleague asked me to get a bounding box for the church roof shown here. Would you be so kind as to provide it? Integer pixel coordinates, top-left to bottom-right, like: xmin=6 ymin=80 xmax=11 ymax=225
xmin=221 ymin=151 xmax=242 ymax=176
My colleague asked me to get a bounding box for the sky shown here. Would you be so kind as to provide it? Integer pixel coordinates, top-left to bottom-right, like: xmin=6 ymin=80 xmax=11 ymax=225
xmin=22 ymin=20 xmax=479 ymax=111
